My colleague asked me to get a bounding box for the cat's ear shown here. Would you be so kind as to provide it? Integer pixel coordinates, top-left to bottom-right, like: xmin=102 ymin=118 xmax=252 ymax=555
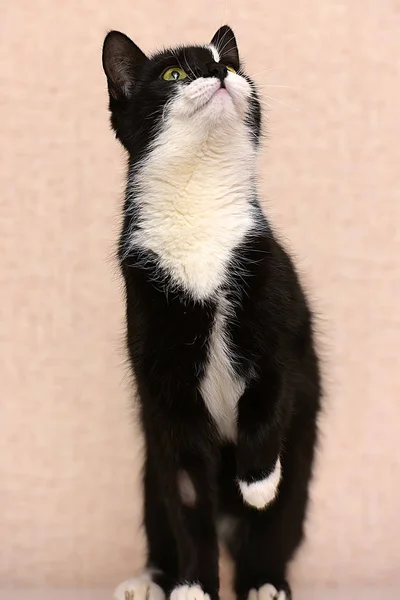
xmin=102 ymin=31 xmax=148 ymax=101
xmin=210 ymin=25 xmax=239 ymax=68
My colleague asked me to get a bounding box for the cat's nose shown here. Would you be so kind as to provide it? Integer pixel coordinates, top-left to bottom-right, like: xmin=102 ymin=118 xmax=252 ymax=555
xmin=205 ymin=62 xmax=228 ymax=85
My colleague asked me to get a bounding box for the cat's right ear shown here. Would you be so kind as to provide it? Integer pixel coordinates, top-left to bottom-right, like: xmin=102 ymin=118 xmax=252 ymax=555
xmin=102 ymin=31 xmax=148 ymax=101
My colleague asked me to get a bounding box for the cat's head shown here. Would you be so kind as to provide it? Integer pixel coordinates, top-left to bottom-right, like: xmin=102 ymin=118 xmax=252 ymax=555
xmin=102 ymin=26 xmax=261 ymax=157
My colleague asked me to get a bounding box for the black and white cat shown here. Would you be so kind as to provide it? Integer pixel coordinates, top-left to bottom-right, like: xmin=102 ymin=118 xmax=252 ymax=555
xmin=102 ymin=25 xmax=321 ymax=600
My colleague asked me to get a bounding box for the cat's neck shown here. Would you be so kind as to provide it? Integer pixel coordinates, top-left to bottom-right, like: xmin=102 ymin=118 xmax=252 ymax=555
xmin=127 ymin=122 xmax=260 ymax=300
xmin=132 ymin=121 xmax=257 ymax=209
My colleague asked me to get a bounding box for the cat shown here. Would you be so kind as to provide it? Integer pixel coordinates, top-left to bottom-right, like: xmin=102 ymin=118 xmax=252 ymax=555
xmin=102 ymin=24 xmax=321 ymax=600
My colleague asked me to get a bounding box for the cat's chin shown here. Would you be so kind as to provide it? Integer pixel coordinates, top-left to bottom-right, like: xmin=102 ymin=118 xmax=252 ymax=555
xmin=198 ymin=88 xmax=237 ymax=121
xmin=184 ymin=90 xmax=244 ymax=133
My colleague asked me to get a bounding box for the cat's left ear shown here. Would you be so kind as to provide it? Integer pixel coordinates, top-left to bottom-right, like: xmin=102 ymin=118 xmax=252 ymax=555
xmin=102 ymin=31 xmax=148 ymax=101
xmin=210 ymin=25 xmax=239 ymax=69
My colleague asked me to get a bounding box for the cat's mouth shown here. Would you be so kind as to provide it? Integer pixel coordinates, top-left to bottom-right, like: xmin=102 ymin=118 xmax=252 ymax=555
xmin=178 ymin=76 xmax=249 ymax=120
xmin=194 ymin=84 xmax=234 ymax=114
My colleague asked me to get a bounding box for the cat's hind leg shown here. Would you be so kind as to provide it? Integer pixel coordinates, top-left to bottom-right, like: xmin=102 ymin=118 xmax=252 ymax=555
xmin=231 ymin=367 xmax=319 ymax=600
xmin=231 ymin=481 xmax=302 ymax=600
xmin=113 ymin=455 xmax=179 ymax=600
xmin=219 ymin=420 xmax=317 ymax=600
xmin=232 ymin=441 xmax=316 ymax=600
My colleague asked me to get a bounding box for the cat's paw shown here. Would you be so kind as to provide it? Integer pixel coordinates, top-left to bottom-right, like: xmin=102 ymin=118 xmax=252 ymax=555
xmin=170 ymin=584 xmax=211 ymax=600
xmin=238 ymin=459 xmax=281 ymax=509
xmin=113 ymin=573 xmax=166 ymax=600
xmin=248 ymin=583 xmax=290 ymax=600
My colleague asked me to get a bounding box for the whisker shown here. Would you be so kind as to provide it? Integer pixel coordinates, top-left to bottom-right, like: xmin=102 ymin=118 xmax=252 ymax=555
xmin=220 ymin=0 xmax=229 ymax=31
xmin=250 ymin=65 xmax=282 ymax=78
xmin=218 ymin=34 xmax=236 ymax=57
xmin=260 ymin=95 xmax=298 ymax=112
xmin=257 ymin=83 xmax=301 ymax=91
xmin=257 ymin=99 xmax=274 ymax=111
xmin=182 ymin=48 xmax=196 ymax=81
xmin=215 ymin=24 xmax=230 ymax=53
xmin=171 ymin=51 xmax=188 ymax=78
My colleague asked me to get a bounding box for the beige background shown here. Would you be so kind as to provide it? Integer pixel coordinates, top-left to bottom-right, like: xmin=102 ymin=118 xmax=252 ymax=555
xmin=1 ymin=0 xmax=400 ymax=592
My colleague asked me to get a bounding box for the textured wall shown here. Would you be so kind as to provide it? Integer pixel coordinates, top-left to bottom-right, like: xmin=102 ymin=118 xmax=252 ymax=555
xmin=1 ymin=0 xmax=400 ymax=590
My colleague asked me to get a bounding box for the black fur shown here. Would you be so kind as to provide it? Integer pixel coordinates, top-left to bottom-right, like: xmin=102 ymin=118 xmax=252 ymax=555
xmin=103 ymin=25 xmax=321 ymax=600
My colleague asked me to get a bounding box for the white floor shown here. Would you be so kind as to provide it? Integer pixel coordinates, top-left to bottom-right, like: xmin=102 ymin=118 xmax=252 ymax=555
xmin=0 ymin=589 xmax=399 ymax=600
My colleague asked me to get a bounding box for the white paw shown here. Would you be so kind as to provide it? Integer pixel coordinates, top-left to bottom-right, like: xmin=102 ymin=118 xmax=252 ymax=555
xmin=238 ymin=459 xmax=281 ymax=509
xmin=170 ymin=584 xmax=211 ymax=600
xmin=113 ymin=573 xmax=165 ymax=600
xmin=248 ymin=583 xmax=287 ymax=600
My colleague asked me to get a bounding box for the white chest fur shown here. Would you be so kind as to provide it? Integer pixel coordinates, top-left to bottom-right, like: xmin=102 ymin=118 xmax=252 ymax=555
xmin=199 ymin=296 xmax=245 ymax=440
xmin=127 ymin=120 xmax=257 ymax=301
xmin=127 ymin=105 xmax=257 ymax=437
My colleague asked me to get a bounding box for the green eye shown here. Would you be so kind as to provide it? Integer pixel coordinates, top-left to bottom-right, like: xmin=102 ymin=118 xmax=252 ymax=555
xmin=162 ymin=67 xmax=188 ymax=81
xmin=226 ymin=65 xmax=236 ymax=74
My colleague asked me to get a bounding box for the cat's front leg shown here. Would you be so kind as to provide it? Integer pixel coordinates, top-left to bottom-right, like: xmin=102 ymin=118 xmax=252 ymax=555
xmin=236 ymin=368 xmax=291 ymax=510
xmin=144 ymin=400 xmax=220 ymax=600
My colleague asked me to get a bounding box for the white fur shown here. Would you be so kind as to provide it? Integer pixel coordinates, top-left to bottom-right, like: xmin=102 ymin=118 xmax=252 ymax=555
xmin=113 ymin=572 xmax=165 ymax=600
xmin=208 ymin=44 xmax=220 ymax=62
xmin=127 ymin=70 xmax=258 ymax=435
xmin=170 ymin=585 xmax=210 ymax=600
xmin=248 ymin=584 xmax=287 ymax=600
xmin=127 ymin=73 xmax=258 ymax=301
xmin=238 ymin=458 xmax=282 ymax=509
xmin=200 ymin=295 xmax=245 ymax=440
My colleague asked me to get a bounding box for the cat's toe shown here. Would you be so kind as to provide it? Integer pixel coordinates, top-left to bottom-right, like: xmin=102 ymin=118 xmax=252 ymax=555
xmin=170 ymin=584 xmax=210 ymax=600
xmin=113 ymin=573 xmax=165 ymax=600
xmin=248 ymin=583 xmax=290 ymax=600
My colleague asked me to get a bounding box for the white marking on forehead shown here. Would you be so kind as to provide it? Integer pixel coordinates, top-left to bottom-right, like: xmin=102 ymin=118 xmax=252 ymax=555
xmin=208 ymin=44 xmax=220 ymax=62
